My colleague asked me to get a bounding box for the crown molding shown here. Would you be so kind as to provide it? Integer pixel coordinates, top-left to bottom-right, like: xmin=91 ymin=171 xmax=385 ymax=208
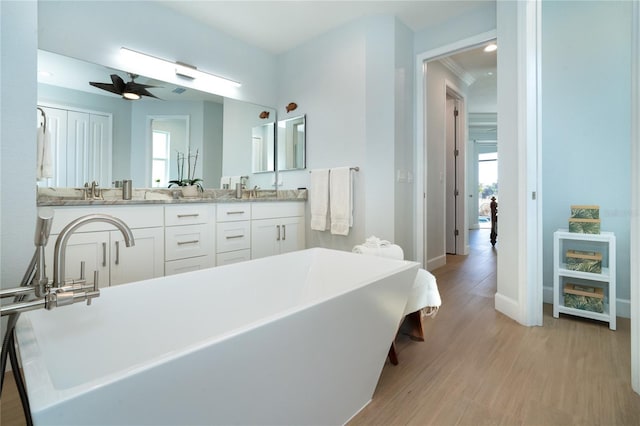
xmin=440 ymin=56 xmax=475 ymax=86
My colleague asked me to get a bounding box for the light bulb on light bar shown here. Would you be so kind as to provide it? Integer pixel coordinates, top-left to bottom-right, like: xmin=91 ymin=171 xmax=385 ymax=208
xmin=120 ymin=47 xmax=241 ymax=90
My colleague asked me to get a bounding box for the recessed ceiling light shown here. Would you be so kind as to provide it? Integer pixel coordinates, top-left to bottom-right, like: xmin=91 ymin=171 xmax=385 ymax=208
xmin=484 ymin=43 xmax=497 ymax=53
xmin=38 ymin=70 xmax=52 ymax=77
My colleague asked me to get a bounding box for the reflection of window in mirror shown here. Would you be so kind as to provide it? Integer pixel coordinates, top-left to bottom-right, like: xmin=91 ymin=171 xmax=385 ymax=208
xmin=149 ymin=116 xmax=189 ymax=187
xmin=152 ymin=130 xmax=170 ymax=187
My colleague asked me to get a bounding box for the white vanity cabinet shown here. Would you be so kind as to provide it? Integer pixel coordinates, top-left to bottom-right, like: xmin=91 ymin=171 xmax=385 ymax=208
xmin=45 ymin=206 xmax=164 ymax=288
xmin=164 ymin=204 xmax=215 ymax=276
xmin=251 ymin=202 xmax=305 ymax=260
xmin=216 ymin=203 xmax=252 ymax=265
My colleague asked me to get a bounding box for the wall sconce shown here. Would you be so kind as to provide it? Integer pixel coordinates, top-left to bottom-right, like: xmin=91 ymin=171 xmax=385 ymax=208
xmin=259 ymin=111 xmax=270 ymax=119
xmin=120 ymin=47 xmax=241 ymax=92
xmin=286 ymin=102 xmax=298 ymax=113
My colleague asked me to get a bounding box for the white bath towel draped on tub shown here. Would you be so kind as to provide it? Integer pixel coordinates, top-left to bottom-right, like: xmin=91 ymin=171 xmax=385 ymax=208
xmin=353 ymin=236 xmax=441 ymax=316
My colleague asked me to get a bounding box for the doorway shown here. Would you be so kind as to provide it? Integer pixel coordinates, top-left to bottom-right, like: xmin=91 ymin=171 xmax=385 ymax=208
xmin=418 ymin=36 xmax=497 ymax=270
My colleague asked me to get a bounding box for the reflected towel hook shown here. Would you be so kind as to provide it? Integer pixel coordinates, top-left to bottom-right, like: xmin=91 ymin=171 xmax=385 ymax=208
xmin=37 ymin=107 xmax=47 ymax=132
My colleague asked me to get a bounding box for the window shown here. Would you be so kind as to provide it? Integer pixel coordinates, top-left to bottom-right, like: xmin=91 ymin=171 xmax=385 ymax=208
xmin=152 ymin=130 xmax=170 ymax=187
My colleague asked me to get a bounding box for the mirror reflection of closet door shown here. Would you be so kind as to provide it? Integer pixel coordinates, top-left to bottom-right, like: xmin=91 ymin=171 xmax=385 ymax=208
xmin=37 ymin=105 xmax=112 ymax=188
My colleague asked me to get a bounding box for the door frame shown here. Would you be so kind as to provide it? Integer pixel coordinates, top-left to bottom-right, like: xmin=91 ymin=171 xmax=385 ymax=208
xmin=631 ymin=0 xmax=639 ymax=395
xmin=414 ymin=29 xmax=496 ymax=268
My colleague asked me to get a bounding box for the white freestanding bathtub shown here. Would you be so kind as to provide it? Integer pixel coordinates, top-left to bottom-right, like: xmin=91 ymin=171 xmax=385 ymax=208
xmin=16 ymin=248 xmax=418 ymax=425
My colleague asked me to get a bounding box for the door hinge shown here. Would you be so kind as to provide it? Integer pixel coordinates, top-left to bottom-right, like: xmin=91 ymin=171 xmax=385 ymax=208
xmin=454 ymin=149 xmax=459 ymax=157
xmin=532 ymin=191 xmax=537 ymax=200
xmin=454 ymin=229 xmax=459 ymax=236
xmin=454 ymin=108 xmax=459 ymax=117
xmin=454 ymin=189 xmax=459 ymax=196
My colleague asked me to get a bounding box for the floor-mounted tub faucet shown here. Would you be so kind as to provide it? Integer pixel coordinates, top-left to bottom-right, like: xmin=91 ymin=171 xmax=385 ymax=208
xmin=53 ymin=214 xmax=134 ymax=289
xmin=1 ymin=213 xmax=135 ymax=316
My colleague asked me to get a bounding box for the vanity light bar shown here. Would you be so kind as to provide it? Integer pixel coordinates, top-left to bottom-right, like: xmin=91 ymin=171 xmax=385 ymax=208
xmin=120 ymin=47 xmax=241 ymax=88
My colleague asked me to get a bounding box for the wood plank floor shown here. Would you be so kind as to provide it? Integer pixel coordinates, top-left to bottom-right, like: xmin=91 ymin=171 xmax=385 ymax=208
xmin=350 ymin=229 xmax=640 ymax=425
xmin=2 ymin=229 xmax=639 ymax=425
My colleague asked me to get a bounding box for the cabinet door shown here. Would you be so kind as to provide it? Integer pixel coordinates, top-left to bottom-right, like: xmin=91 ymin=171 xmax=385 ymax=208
xmin=279 ymin=217 xmax=305 ymax=255
xmin=251 ymin=218 xmax=280 ymax=260
xmin=45 ymin=231 xmax=110 ymax=289
xmin=110 ymin=227 xmax=164 ymax=286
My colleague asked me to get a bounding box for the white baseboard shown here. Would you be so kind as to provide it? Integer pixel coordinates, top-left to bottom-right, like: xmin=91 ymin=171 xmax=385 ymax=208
xmin=543 ymin=284 xmax=630 ymax=319
xmin=495 ymin=292 xmax=522 ymax=323
xmin=427 ymin=255 xmax=446 ymax=271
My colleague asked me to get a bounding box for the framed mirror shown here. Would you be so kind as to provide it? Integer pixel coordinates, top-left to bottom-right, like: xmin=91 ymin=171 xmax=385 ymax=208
xmin=277 ymin=115 xmax=306 ymax=171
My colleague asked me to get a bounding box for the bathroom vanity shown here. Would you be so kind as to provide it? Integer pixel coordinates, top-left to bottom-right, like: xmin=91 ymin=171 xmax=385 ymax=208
xmin=37 ymin=188 xmax=307 ymax=287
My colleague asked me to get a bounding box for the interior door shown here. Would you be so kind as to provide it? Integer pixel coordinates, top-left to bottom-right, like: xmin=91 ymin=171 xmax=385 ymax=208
xmin=445 ymin=97 xmax=459 ymax=254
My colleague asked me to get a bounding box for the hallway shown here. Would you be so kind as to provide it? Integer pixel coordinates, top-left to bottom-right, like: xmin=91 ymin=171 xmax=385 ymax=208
xmin=350 ymin=229 xmax=640 ymax=425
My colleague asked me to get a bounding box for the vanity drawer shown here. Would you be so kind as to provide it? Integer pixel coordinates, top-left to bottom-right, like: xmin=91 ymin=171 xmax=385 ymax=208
xmin=165 ymin=256 xmax=214 ymax=276
xmin=216 ymin=249 xmax=251 ymax=266
xmin=165 ymin=204 xmax=212 ymax=226
xmin=216 ymin=203 xmax=251 ymax=222
xmin=165 ymin=224 xmax=211 ymax=261
xmin=50 ymin=206 xmax=163 ymax=234
xmin=252 ymin=201 xmax=305 ymax=220
xmin=216 ymin=221 xmax=251 ymax=253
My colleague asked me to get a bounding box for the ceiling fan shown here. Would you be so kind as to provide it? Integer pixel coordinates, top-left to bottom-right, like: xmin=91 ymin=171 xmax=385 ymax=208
xmin=89 ymin=73 xmax=159 ymax=100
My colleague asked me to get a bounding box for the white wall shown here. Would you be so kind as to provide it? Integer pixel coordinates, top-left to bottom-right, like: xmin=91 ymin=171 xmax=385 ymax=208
xmin=275 ymin=16 xmax=415 ymax=254
xmin=414 ymin=4 xmax=497 ymax=54
xmin=0 ymin=1 xmax=38 ymax=290
xmin=425 ymin=61 xmax=467 ymax=268
xmin=222 ymin=98 xmax=276 ymax=190
xmin=37 ymin=1 xmax=278 ymax=108
xmin=394 ymin=20 xmax=416 ymax=261
xmin=0 ymin=0 xmax=38 ymax=347
xmin=541 ymin=0 xmax=633 ymax=317
xmin=275 ymin=18 xmax=368 ymax=252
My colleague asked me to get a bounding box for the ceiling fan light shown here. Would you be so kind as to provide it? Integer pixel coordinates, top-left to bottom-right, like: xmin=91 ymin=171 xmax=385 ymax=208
xmin=123 ymin=92 xmax=141 ymax=100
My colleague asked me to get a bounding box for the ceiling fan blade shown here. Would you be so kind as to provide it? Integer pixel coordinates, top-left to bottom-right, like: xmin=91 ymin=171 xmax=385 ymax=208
xmin=110 ymin=74 xmax=126 ymax=93
xmin=138 ymin=87 xmax=160 ymax=99
xmin=89 ymin=81 xmax=121 ymax=95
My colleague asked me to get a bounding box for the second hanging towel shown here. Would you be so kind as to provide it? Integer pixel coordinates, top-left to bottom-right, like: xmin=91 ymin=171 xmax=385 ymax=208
xmin=330 ymin=166 xmax=353 ymax=236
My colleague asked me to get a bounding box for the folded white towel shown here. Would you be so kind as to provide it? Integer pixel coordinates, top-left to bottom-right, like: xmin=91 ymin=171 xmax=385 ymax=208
xmin=404 ymin=268 xmax=441 ymax=316
xmin=330 ymin=167 xmax=353 ymax=236
xmin=352 ymin=236 xmax=404 ymax=260
xmin=310 ymin=169 xmax=330 ymax=231
xmin=36 ymin=125 xmax=53 ymax=180
xmin=220 ymin=176 xmax=231 ymax=188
